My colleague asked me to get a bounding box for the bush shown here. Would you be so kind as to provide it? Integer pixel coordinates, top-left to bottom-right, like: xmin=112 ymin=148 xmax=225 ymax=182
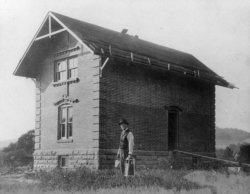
xmin=37 ymin=168 xmax=201 ymax=191
xmin=2 ymin=130 xmax=34 ymax=167
xmin=216 ymin=146 xmax=235 ymax=161
xmin=223 ymin=147 xmax=234 ymax=160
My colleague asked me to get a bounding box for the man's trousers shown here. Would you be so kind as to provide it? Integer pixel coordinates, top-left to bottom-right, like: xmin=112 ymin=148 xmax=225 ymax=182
xmin=119 ymin=148 xmax=128 ymax=175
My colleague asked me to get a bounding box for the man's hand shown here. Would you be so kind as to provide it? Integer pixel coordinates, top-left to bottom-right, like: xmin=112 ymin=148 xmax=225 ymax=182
xmin=117 ymin=148 xmax=121 ymax=159
xmin=126 ymin=154 xmax=132 ymax=160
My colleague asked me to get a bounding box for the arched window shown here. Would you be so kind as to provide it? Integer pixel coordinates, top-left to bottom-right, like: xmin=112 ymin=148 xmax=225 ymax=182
xmin=58 ymin=104 xmax=73 ymax=140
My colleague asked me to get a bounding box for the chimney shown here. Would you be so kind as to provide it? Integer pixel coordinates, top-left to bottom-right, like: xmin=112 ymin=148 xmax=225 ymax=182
xmin=121 ymin=29 xmax=128 ymax=34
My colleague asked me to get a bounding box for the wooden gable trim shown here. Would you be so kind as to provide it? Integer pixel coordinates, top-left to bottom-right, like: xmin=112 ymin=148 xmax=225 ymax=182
xmin=49 ymin=14 xmax=51 ymax=36
xmin=35 ymin=14 xmax=66 ymax=41
xmin=13 ymin=11 xmax=94 ymax=76
xmin=49 ymin=12 xmax=94 ymax=54
xmin=13 ymin=12 xmax=51 ymax=75
xmin=35 ymin=28 xmax=66 ymax=41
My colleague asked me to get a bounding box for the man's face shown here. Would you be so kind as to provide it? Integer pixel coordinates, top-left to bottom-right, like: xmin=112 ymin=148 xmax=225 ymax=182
xmin=120 ymin=124 xmax=127 ymax=130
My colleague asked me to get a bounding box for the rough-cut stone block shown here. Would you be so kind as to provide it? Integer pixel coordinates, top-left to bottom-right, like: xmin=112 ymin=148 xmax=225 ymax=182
xmin=33 ymin=148 xmax=98 ymax=170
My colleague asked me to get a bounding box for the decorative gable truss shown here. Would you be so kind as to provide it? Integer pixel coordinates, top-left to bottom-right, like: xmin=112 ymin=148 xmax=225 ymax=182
xmin=35 ymin=14 xmax=66 ymax=41
xmin=13 ymin=12 xmax=94 ymax=77
xmin=35 ymin=12 xmax=93 ymax=53
xmin=14 ymin=11 xmax=235 ymax=88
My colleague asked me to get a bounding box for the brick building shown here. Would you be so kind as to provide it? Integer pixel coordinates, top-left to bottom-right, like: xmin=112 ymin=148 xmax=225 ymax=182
xmin=14 ymin=12 xmax=234 ymax=170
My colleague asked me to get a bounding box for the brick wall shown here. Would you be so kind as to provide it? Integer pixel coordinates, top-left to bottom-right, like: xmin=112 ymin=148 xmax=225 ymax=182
xmin=99 ymin=60 xmax=215 ymax=168
xmin=32 ymin=32 xmax=215 ymax=170
xmin=33 ymin=32 xmax=100 ymax=170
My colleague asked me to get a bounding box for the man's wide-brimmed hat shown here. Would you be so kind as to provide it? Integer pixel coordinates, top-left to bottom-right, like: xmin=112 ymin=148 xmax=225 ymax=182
xmin=118 ymin=118 xmax=129 ymax=125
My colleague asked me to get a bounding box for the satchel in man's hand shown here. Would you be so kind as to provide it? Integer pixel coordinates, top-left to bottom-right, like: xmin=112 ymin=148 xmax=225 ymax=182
xmin=115 ymin=159 xmax=120 ymax=168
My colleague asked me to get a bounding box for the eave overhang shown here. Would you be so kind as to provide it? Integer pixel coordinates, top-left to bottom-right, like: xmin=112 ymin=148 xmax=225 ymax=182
xmin=13 ymin=11 xmax=236 ymax=89
xmin=13 ymin=11 xmax=93 ymax=78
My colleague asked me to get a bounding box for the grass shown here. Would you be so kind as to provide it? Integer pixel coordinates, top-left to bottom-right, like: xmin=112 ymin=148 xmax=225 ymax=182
xmin=185 ymin=170 xmax=250 ymax=194
xmin=0 ymin=185 xmax=211 ymax=194
xmin=36 ymin=168 xmax=200 ymax=191
xmin=0 ymin=168 xmax=249 ymax=194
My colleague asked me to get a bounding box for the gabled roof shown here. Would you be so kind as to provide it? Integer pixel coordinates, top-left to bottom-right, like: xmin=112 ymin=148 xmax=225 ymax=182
xmin=14 ymin=11 xmax=235 ymax=88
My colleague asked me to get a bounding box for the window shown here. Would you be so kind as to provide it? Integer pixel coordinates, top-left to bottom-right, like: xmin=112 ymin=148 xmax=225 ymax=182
xmin=55 ymin=56 xmax=78 ymax=82
xmin=68 ymin=57 xmax=78 ymax=79
xmin=58 ymin=155 xmax=69 ymax=168
xmin=58 ymin=105 xmax=73 ymax=140
xmin=55 ymin=60 xmax=67 ymax=81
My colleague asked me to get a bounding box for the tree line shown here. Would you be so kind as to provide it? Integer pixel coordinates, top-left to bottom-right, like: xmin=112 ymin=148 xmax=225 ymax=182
xmin=0 ymin=130 xmax=34 ymax=167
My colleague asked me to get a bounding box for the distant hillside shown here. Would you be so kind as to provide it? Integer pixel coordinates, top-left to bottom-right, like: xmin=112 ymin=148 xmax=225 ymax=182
xmin=0 ymin=139 xmax=16 ymax=150
xmin=216 ymin=127 xmax=250 ymax=149
xmin=1 ymin=128 xmax=249 ymax=150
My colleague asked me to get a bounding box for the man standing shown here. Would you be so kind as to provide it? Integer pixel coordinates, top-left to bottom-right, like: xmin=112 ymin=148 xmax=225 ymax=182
xmin=117 ymin=118 xmax=134 ymax=175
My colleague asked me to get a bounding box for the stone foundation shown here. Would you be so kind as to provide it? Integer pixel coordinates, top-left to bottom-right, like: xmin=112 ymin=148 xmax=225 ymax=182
xmin=99 ymin=149 xmax=217 ymax=170
xmin=33 ymin=149 xmax=216 ymax=170
xmin=99 ymin=149 xmax=172 ymax=169
xmin=33 ymin=148 xmax=99 ymax=170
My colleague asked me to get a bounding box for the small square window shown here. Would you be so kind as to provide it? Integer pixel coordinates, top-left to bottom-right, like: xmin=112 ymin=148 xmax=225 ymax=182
xmin=58 ymin=155 xmax=69 ymax=168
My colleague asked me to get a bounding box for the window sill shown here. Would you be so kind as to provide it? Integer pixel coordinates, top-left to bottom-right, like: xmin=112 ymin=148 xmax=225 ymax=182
xmin=53 ymin=77 xmax=80 ymax=87
xmin=57 ymin=139 xmax=73 ymax=143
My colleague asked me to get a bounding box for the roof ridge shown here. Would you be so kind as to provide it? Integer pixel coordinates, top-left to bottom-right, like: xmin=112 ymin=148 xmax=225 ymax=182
xmin=14 ymin=11 xmax=233 ymax=88
xmin=51 ymin=11 xmax=195 ymax=58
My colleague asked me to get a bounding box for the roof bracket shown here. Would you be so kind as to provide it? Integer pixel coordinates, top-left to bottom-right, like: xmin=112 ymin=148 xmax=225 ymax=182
xmin=101 ymin=48 xmax=105 ymax=54
xmin=100 ymin=57 xmax=109 ymax=77
xmin=147 ymin=57 xmax=151 ymax=65
xmin=109 ymin=45 xmax=112 ymax=56
xmin=193 ymin=70 xmax=197 ymax=77
xmin=197 ymin=70 xmax=200 ymax=77
xmin=131 ymin=52 xmax=134 ymax=62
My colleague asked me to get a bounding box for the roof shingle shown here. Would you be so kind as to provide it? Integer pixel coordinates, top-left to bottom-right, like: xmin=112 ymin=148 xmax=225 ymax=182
xmin=14 ymin=11 xmax=234 ymax=88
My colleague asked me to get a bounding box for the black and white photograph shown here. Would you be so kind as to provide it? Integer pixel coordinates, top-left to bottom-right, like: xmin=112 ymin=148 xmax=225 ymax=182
xmin=0 ymin=0 xmax=250 ymax=193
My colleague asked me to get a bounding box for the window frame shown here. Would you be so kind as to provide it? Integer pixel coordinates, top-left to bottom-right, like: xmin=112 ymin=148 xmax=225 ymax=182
xmin=58 ymin=104 xmax=73 ymax=142
xmin=58 ymin=155 xmax=69 ymax=168
xmin=55 ymin=59 xmax=67 ymax=82
xmin=68 ymin=57 xmax=78 ymax=79
xmin=54 ymin=55 xmax=79 ymax=83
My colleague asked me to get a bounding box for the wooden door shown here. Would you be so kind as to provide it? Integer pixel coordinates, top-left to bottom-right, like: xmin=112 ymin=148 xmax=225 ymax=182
xmin=168 ymin=111 xmax=179 ymax=150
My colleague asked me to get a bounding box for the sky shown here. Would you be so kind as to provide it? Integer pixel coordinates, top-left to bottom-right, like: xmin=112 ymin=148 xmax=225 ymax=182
xmin=0 ymin=0 xmax=249 ymax=141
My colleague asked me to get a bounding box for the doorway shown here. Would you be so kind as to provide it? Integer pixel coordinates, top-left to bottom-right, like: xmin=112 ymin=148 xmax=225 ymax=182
xmin=168 ymin=111 xmax=179 ymax=150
